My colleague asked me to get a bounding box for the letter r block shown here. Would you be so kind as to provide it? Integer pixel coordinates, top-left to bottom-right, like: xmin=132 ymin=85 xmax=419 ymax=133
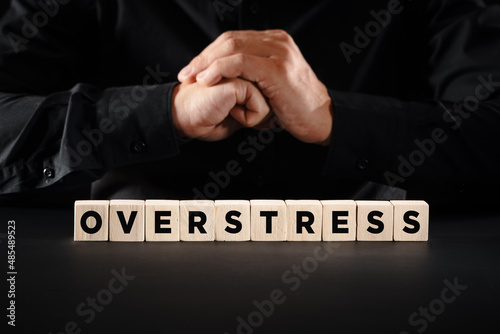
xmin=286 ymin=200 xmax=322 ymax=241
xmin=74 ymin=200 xmax=109 ymax=241
xmin=180 ymin=200 xmax=215 ymax=241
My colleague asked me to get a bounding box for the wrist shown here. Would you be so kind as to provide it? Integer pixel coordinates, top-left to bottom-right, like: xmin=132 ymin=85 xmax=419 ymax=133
xmin=171 ymin=83 xmax=188 ymax=139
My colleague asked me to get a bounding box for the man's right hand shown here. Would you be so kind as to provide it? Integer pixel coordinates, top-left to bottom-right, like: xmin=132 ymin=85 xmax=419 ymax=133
xmin=171 ymin=78 xmax=270 ymax=141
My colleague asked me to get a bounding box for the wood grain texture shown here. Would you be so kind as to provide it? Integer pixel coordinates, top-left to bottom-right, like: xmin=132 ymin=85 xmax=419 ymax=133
xmin=356 ymin=201 xmax=394 ymax=241
xmin=215 ymin=200 xmax=250 ymax=241
xmin=145 ymin=200 xmax=180 ymax=241
xmin=250 ymin=200 xmax=287 ymax=241
xmin=391 ymin=200 xmax=429 ymax=241
xmin=109 ymin=200 xmax=145 ymax=242
xmin=321 ymin=200 xmax=357 ymax=241
xmin=180 ymin=200 xmax=215 ymax=241
xmin=74 ymin=200 xmax=109 ymax=241
xmin=286 ymin=200 xmax=322 ymax=241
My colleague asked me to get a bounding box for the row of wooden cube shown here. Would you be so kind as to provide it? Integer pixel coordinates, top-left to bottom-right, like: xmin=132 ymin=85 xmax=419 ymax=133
xmin=74 ymin=200 xmax=428 ymax=242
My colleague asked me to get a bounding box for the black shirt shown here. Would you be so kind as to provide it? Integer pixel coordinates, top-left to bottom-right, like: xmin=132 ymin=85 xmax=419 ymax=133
xmin=1 ymin=0 xmax=499 ymax=203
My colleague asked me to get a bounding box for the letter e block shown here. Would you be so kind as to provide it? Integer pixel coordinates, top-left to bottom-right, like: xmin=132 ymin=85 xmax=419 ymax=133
xmin=180 ymin=200 xmax=215 ymax=241
xmin=321 ymin=200 xmax=356 ymax=241
xmin=356 ymin=201 xmax=394 ymax=241
xmin=391 ymin=200 xmax=429 ymax=241
xmin=74 ymin=200 xmax=109 ymax=241
xmin=110 ymin=200 xmax=145 ymax=242
xmin=215 ymin=200 xmax=250 ymax=241
xmin=145 ymin=200 xmax=180 ymax=241
xmin=250 ymin=200 xmax=286 ymax=241
xmin=286 ymin=200 xmax=322 ymax=241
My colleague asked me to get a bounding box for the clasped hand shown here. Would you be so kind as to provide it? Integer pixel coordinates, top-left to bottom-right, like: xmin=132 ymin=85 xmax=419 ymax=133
xmin=172 ymin=30 xmax=333 ymax=145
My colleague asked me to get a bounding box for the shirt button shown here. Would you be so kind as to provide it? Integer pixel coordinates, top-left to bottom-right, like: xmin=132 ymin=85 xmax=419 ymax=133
xmin=254 ymin=174 xmax=265 ymax=187
xmin=43 ymin=168 xmax=55 ymax=178
xmin=458 ymin=183 xmax=466 ymax=195
xmin=131 ymin=140 xmax=147 ymax=153
xmin=356 ymin=159 xmax=369 ymax=171
xmin=249 ymin=2 xmax=260 ymax=14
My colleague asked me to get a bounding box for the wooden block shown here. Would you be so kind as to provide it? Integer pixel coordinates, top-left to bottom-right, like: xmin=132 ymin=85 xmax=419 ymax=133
xmin=145 ymin=200 xmax=180 ymax=242
xmin=391 ymin=200 xmax=429 ymax=241
xmin=321 ymin=200 xmax=357 ymax=241
xmin=215 ymin=200 xmax=250 ymax=241
xmin=285 ymin=200 xmax=322 ymax=241
xmin=250 ymin=200 xmax=287 ymax=241
xmin=74 ymin=200 xmax=109 ymax=241
xmin=109 ymin=200 xmax=145 ymax=242
xmin=180 ymin=200 xmax=214 ymax=241
xmin=356 ymin=201 xmax=394 ymax=241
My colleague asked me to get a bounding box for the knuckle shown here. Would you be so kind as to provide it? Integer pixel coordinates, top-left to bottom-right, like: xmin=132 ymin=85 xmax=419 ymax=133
xmin=274 ymin=29 xmax=291 ymax=41
xmin=191 ymin=54 xmax=206 ymax=67
xmin=233 ymin=53 xmax=246 ymax=64
xmin=221 ymin=30 xmax=237 ymax=41
xmin=224 ymin=37 xmax=242 ymax=52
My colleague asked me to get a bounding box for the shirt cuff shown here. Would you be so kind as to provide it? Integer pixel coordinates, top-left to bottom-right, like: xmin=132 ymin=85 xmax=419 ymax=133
xmin=58 ymin=82 xmax=182 ymax=175
xmin=324 ymin=90 xmax=404 ymax=181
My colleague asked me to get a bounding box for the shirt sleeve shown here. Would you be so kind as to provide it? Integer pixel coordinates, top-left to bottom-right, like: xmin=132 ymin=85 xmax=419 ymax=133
xmin=0 ymin=0 xmax=181 ymax=194
xmin=324 ymin=0 xmax=500 ymax=196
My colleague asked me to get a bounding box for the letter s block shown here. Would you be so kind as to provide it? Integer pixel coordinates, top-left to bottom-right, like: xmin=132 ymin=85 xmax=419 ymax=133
xmin=215 ymin=200 xmax=250 ymax=241
xmin=356 ymin=201 xmax=394 ymax=241
xmin=391 ymin=200 xmax=429 ymax=241
xmin=74 ymin=200 xmax=109 ymax=241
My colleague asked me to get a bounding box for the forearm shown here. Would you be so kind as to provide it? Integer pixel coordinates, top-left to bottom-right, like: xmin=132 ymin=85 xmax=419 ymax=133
xmin=325 ymin=89 xmax=500 ymax=190
xmin=0 ymin=82 xmax=181 ymax=194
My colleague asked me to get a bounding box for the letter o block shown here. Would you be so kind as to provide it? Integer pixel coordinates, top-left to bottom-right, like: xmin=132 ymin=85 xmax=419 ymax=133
xmin=74 ymin=200 xmax=109 ymax=241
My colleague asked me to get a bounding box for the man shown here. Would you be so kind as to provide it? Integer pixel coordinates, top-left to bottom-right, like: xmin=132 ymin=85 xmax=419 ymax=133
xmin=0 ymin=0 xmax=499 ymax=205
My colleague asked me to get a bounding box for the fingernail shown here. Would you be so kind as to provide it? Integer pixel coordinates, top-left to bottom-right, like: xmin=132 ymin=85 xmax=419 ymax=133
xmin=197 ymin=70 xmax=207 ymax=80
xmin=179 ymin=65 xmax=192 ymax=78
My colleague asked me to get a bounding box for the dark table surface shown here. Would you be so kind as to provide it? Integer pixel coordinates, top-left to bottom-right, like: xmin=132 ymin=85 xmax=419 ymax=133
xmin=1 ymin=205 xmax=499 ymax=334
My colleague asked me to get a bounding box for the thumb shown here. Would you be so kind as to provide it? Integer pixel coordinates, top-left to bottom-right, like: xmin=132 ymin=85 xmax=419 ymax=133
xmin=230 ymin=79 xmax=270 ymax=127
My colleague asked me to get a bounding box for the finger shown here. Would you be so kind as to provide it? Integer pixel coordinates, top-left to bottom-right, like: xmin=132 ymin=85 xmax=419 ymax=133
xmin=196 ymin=54 xmax=272 ymax=88
xmin=250 ymin=112 xmax=276 ymax=130
xmin=178 ymin=30 xmax=283 ymax=83
xmin=202 ymin=114 xmax=242 ymax=141
xmin=231 ymin=79 xmax=270 ymax=127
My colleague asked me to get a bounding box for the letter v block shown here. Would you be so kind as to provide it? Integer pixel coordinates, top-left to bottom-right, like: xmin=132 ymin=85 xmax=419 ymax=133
xmin=180 ymin=200 xmax=215 ymax=241
xmin=391 ymin=200 xmax=429 ymax=241
xmin=110 ymin=200 xmax=145 ymax=242
xmin=74 ymin=200 xmax=109 ymax=241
